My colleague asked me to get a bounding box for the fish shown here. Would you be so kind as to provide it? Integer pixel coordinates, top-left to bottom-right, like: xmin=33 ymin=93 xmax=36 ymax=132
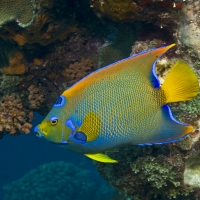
xmin=34 ymin=44 xmax=199 ymax=163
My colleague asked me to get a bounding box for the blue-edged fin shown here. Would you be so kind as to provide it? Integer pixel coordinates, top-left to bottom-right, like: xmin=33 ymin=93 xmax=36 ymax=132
xmin=138 ymin=105 xmax=194 ymax=145
xmin=133 ymin=44 xmax=176 ymax=88
xmin=84 ymin=153 xmax=118 ymax=163
xmin=161 ymin=60 xmax=199 ymax=103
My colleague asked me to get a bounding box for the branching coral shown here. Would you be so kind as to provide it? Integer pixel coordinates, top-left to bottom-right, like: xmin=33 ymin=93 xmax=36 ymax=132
xmin=3 ymin=161 xmax=114 ymax=200
xmin=0 ymin=93 xmax=34 ymax=138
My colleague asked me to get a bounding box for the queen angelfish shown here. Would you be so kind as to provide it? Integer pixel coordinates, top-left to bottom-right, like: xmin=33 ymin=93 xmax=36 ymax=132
xmin=34 ymin=44 xmax=199 ymax=163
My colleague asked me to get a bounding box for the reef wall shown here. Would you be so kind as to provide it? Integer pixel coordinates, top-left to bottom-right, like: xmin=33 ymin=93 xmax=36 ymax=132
xmin=0 ymin=0 xmax=200 ymax=198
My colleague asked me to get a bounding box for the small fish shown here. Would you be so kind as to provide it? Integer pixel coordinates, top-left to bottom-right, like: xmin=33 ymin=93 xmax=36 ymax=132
xmin=34 ymin=44 xmax=199 ymax=163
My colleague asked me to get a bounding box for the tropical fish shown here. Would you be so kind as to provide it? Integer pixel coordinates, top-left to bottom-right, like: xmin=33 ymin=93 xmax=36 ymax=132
xmin=34 ymin=44 xmax=199 ymax=163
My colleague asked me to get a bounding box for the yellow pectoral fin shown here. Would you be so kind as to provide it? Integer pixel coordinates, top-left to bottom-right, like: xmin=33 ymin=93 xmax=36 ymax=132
xmin=84 ymin=153 xmax=118 ymax=163
xmin=78 ymin=112 xmax=100 ymax=142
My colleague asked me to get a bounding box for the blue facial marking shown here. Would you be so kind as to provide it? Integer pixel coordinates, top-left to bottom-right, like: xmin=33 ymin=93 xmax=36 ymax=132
xmin=66 ymin=119 xmax=76 ymax=132
xmin=72 ymin=132 xmax=87 ymax=144
xmin=50 ymin=116 xmax=58 ymax=121
xmin=54 ymin=95 xmax=66 ymax=107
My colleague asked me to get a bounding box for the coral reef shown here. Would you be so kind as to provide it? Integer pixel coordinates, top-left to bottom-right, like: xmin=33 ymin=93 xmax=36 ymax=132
xmin=0 ymin=94 xmax=34 ymax=138
xmin=90 ymin=0 xmax=200 ymax=59
xmin=90 ymin=0 xmax=138 ymax=22
xmin=0 ymin=0 xmax=79 ymax=46
xmin=3 ymin=50 xmax=26 ymax=75
xmin=95 ymin=138 xmax=200 ymax=200
xmin=63 ymin=58 xmax=95 ymax=85
xmin=0 ymin=0 xmax=36 ymax=27
xmin=178 ymin=0 xmax=200 ymax=58
xmin=3 ymin=161 xmax=114 ymax=200
xmin=90 ymin=0 xmax=183 ymax=24
xmin=0 ymin=0 xmax=200 ymax=199
xmin=28 ymin=85 xmax=45 ymax=109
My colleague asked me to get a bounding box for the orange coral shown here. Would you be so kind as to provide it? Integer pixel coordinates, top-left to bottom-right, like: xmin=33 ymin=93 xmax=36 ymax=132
xmin=90 ymin=0 xmax=137 ymax=22
xmin=33 ymin=58 xmax=43 ymax=66
xmin=3 ymin=50 xmax=26 ymax=75
xmin=63 ymin=58 xmax=94 ymax=85
xmin=13 ymin=34 xmax=27 ymax=46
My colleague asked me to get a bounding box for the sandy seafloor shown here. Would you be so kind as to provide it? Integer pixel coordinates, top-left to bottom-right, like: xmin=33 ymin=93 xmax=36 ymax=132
xmin=0 ymin=112 xmax=115 ymax=199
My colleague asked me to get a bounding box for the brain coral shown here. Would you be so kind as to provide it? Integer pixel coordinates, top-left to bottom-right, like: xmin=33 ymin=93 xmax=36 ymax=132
xmin=3 ymin=161 xmax=114 ymax=200
xmin=0 ymin=0 xmax=36 ymax=27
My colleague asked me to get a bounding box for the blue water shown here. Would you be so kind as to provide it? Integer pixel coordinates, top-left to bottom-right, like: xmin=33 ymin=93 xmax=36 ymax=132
xmin=0 ymin=113 xmax=114 ymax=199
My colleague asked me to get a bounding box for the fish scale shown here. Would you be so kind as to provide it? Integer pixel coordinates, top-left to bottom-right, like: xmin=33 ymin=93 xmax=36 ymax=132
xmin=35 ymin=44 xmax=199 ymax=163
xmin=69 ymin=71 xmax=165 ymax=150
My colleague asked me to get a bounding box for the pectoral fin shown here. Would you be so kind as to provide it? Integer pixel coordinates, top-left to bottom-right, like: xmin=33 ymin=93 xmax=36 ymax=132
xmin=78 ymin=112 xmax=100 ymax=142
xmin=84 ymin=153 xmax=118 ymax=163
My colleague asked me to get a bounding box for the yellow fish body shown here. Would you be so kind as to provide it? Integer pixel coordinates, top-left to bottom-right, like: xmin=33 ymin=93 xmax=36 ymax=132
xmin=34 ymin=44 xmax=199 ymax=163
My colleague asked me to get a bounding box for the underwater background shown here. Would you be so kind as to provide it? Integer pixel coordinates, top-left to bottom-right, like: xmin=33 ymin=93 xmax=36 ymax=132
xmin=0 ymin=112 xmax=115 ymax=199
xmin=0 ymin=0 xmax=200 ymax=199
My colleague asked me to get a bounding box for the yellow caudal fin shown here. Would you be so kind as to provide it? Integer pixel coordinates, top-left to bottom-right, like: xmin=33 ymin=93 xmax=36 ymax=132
xmin=84 ymin=153 xmax=118 ymax=163
xmin=161 ymin=60 xmax=199 ymax=103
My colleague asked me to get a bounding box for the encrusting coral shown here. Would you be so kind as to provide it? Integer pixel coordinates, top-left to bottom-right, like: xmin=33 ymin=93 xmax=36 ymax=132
xmin=3 ymin=161 xmax=114 ymax=200
xmin=90 ymin=0 xmax=138 ymax=22
xmin=0 ymin=93 xmax=34 ymax=138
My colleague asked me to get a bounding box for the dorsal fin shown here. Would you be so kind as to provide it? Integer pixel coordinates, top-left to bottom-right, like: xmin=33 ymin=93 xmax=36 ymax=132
xmin=63 ymin=44 xmax=175 ymax=98
xmin=132 ymin=44 xmax=175 ymax=88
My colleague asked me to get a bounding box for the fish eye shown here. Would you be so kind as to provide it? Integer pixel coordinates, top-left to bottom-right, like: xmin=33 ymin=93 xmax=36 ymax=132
xmin=50 ymin=116 xmax=58 ymax=125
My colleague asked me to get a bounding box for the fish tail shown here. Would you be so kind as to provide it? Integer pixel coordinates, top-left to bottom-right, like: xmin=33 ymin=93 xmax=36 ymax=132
xmin=161 ymin=60 xmax=199 ymax=103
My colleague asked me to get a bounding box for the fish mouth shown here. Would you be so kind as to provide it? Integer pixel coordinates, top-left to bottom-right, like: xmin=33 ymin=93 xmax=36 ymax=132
xmin=34 ymin=125 xmax=44 ymax=138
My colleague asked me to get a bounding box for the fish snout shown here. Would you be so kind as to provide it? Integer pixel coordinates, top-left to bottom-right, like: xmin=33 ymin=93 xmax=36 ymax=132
xmin=34 ymin=125 xmax=44 ymax=138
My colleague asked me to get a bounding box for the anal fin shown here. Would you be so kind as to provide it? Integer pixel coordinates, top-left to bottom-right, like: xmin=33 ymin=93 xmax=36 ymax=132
xmin=138 ymin=105 xmax=194 ymax=145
